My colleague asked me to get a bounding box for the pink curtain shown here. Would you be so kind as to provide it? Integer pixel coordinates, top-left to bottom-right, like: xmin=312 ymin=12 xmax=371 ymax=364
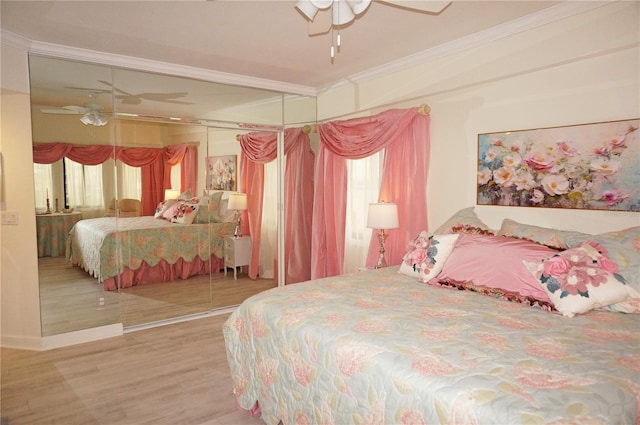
xmin=238 ymin=128 xmax=314 ymax=283
xmin=311 ymin=107 xmax=430 ymax=279
xmin=33 ymin=143 xmax=198 ymax=216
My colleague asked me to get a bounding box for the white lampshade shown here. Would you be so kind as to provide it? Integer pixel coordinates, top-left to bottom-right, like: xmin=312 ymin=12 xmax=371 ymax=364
xmin=366 ymin=202 xmax=399 ymax=229
xmin=228 ymin=193 xmax=248 ymax=210
xmin=295 ymin=0 xmax=319 ymax=20
xmin=164 ymin=189 xmax=179 ymax=201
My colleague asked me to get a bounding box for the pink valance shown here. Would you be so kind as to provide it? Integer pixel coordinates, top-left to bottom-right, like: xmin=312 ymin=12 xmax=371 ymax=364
xmin=238 ymin=128 xmax=314 ymax=284
xmin=312 ymin=107 xmax=430 ymax=279
xmin=33 ymin=142 xmax=197 ymax=215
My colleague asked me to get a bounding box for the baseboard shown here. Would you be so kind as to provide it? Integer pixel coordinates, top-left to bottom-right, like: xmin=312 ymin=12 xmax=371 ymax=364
xmin=40 ymin=323 xmax=124 ymax=350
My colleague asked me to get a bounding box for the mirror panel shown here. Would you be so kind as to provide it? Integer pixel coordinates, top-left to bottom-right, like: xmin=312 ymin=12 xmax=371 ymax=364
xmin=30 ymin=54 xmax=316 ymax=336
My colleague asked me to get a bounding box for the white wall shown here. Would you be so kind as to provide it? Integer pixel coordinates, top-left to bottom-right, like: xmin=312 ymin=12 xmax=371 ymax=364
xmin=1 ymin=42 xmax=43 ymax=348
xmin=317 ymin=1 xmax=640 ymax=234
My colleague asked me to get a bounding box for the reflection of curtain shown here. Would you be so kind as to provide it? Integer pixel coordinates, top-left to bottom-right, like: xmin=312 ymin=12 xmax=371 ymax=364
xmin=238 ymin=128 xmax=314 ymax=284
xmin=312 ymin=107 xmax=430 ymax=279
xmin=33 ymin=143 xmax=197 ymax=216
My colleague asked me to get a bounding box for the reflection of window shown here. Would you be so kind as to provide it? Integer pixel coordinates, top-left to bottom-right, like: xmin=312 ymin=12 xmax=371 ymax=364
xmin=64 ymin=158 xmax=104 ymax=209
xmin=117 ymin=161 xmax=141 ymax=200
xmin=33 ymin=163 xmax=53 ymax=210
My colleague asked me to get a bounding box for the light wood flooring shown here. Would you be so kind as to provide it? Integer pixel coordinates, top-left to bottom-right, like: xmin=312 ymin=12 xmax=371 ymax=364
xmin=38 ymin=257 xmax=276 ymax=335
xmin=1 ymin=313 xmax=267 ymax=425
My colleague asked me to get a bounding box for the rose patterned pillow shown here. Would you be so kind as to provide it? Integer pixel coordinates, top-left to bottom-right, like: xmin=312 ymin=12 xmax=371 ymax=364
xmin=524 ymin=242 xmax=640 ymax=317
xmin=398 ymin=232 xmax=459 ymax=282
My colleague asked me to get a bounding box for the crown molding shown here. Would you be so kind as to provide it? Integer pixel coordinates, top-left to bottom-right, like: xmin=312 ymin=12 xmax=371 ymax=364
xmin=319 ymin=1 xmax=611 ymax=93
xmin=1 ymin=30 xmax=317 ymax=97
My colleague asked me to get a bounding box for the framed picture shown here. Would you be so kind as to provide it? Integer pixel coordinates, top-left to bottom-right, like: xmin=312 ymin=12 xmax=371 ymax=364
xmin=206 ymin=155 xmax=237 ymax=191
xmin=477 ymin=118 xmax=639 ymax=211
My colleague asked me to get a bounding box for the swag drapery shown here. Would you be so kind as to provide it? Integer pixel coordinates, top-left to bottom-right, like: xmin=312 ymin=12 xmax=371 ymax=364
xmin=32 ymin=142 xmax=197 ymax=216
xmin=312 ymin=106 xmax=430 ymax=279
xmin=238 ymin=128 xmax=315 ymax=284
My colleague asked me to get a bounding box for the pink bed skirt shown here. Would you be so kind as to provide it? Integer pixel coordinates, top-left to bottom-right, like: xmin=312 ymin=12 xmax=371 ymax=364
xmin=102 ymin=254 xmax=224 ymax=291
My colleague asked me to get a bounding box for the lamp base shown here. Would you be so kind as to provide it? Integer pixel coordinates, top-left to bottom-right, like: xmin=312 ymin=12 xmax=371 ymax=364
xmin=374 ymin=229 xmax=388 ymax=269
xmin=233 ymin=212 xmax=242 ymax=238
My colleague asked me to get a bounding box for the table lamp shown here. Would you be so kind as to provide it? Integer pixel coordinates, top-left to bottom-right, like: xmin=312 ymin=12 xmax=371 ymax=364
xmin=366 ymin=202 xmax=399 ymax=268
xmin=228 ymin=193 xmax=248 ymax=237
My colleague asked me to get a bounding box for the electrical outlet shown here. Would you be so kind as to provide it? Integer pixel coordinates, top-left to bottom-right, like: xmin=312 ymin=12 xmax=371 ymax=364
xmin=96 ymin=295 xmax=106 ymax=309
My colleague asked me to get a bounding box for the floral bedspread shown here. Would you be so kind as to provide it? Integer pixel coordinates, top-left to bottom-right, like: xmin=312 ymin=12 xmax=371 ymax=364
xmin=68 ymin=216 xmax=234 ymax=282
xmin=223 ymin=267 xmax=639 ymax=425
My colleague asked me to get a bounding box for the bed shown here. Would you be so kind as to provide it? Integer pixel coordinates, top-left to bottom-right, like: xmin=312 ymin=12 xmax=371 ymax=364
xmin=223 ymin=208 xmax=639 ymax=424
xmin=68 ymin=195 xmax=236 ymax=290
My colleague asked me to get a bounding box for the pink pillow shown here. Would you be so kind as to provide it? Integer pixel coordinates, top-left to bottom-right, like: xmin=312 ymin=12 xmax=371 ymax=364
xmin=430 ymin=233 xmax=559 ymax=303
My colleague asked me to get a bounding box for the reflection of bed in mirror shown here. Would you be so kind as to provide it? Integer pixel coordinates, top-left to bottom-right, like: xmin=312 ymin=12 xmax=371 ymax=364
xmin=69 ymin=214 xmax=235 ymax=291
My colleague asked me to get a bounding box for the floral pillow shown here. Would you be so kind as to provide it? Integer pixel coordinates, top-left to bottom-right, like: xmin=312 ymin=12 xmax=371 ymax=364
xmin=524 ymin=242 xmax=640 ymax=317
xmin=433 ymin=207 xmax=494 ymax=235
xmin=154 ymin=199 xmax=177 ymax=219
xmin=163 ymin=199 xmax=200 ymax=225
xmin=398 ymin=232 xmax=459 ymax=281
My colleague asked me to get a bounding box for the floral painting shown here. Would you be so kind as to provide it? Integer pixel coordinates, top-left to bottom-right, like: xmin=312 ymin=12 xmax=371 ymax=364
xmin=206 ymin=155 xmax=237 ymax=191
xmin=477 ymin=118 xmax=639 ymax=211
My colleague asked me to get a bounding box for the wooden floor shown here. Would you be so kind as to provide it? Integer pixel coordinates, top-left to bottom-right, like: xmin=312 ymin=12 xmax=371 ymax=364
xmin=0 ymin=313 xmax=267 ymax=425
xmin=38 ymin=257 xmax=277 ymax=335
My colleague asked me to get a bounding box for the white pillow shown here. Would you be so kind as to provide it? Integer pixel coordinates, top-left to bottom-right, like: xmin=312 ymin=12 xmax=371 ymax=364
xmin=398 ymin=232 xmax=459 ymax=282
xmin=524 ymin=243 xmax=639 ymax=317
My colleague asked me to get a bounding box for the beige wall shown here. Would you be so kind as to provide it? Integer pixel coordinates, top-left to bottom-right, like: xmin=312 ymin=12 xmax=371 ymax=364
xmin=1 ymin=43 xmax=42 ymax=348
xmin=317 ymin=1 xmax=640 ymax=234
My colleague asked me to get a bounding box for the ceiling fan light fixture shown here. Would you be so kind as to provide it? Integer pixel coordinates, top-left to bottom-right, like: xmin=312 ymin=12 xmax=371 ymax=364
xmin=80 ymin=111 xmax=108 ymax=127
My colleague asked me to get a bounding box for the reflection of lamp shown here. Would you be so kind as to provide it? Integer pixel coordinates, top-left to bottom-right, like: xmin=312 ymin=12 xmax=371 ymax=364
xmin=164 ymin=189 xmax=179 ymax=201
xmin=366 ymin=202 xmax=399 ymax=269
xmin=228 ymin=193 xmax=248 ymax=237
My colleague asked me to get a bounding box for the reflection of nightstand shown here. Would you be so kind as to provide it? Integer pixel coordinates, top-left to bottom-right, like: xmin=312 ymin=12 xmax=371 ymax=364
xmin=224 ymin=236 xmax=252 ymax=280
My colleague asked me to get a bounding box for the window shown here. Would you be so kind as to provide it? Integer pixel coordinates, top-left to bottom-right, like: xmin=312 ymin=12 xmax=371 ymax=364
xmin=343 ymin=151 xmax=382 ymax=273
xmin=117 ymin=161 xmax=142 ymax=200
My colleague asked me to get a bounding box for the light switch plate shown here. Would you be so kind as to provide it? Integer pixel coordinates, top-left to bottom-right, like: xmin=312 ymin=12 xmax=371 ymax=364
xmin=1 ymin=211 xmax=19 ymax=225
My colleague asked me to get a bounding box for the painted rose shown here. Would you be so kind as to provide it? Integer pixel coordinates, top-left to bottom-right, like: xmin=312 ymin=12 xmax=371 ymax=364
xmin=607 ymin=134 xmax=627 ymax=149
xmin=502 ymin=153 xmax=522 ymax=169
xmin=477 ymin=167 xmax=491 ymax=185
xmin=590 ymin=157 xmax=621 ymax=176
xmin=493 ymin=167 xmax=515 ymax=187
xmin=523 ymin=152 xmax=556 ymax=172
xmin=541 ymin=174 xmax=570 ymax=195
xmin=601 ymin=189 xmax=630 ymax=206
xmin=556 ymin=140 xmax=578 ymax=157
xmin=514 ymin=171 xmax=535 ymax=191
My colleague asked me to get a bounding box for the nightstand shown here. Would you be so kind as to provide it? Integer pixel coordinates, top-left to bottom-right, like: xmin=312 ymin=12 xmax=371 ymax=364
xmin=224 ymin=236 xmax=252 ymax=280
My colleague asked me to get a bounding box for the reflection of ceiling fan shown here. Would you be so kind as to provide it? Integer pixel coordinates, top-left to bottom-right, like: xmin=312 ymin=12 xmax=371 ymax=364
xmin=41 ymin=92 xmax=109 ymax=126
xmin=97 ymin=80 xmax=193 ymax=105
xmin=65 ymin=80 xmax=194 ymax=105
xmin=296 ymin=0 xmax=452 ymax=35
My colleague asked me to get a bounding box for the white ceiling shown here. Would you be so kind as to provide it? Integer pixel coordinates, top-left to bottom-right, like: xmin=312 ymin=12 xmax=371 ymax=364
xmin=2 ymin=0 xmax=568 ymax=90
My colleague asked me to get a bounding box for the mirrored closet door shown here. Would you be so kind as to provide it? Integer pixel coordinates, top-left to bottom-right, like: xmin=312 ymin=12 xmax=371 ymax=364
xmin=30 ymin=55 xmax=316 ymax=335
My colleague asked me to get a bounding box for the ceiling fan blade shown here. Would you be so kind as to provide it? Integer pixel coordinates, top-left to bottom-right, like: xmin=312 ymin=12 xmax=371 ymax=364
xmin=62 ymin=105 xmax=89 ymax=113
xmin=308 ymin=9 xmax=332 ymax=35
xmin=65 ymin=85 xmax=112 ymax=94
xmin=41 ymin=108 xmax=82 ymax=115
xmin=98 ymin=80 xmax=133 ymax=97
xmin=376 ymin=0 xmax=451 ymax=14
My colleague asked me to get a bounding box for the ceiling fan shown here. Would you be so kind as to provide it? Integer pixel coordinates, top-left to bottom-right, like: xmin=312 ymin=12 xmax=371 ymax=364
xmin=41 ymin=92 xmax=109 ymax=127
xmin=296 ymin=0 xmax=452 ymax=36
